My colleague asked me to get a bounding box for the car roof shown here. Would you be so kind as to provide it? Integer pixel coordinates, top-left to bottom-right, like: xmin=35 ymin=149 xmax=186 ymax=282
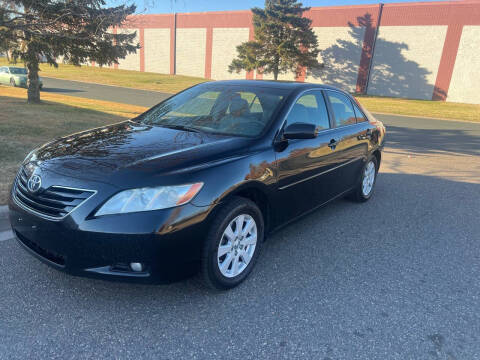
xmin=202 ymin=79 xmax=347 ymax=93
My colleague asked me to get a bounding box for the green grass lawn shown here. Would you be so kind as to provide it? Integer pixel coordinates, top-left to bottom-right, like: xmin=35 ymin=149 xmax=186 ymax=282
xmin=356 ymin=95 xmax=480 ymax=123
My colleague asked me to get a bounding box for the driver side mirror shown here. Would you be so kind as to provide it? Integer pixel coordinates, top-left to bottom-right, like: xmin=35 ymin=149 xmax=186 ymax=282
xmin=283 ymin=123 xmax=317 ymax=140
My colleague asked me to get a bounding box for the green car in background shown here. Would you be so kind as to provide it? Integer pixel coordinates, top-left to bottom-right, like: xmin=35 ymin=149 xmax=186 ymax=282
xmin=0 ymin=66 xmax=43 ymax=89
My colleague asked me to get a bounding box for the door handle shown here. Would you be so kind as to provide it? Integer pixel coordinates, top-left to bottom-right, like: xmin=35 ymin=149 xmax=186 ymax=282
xmin=328 ymin=139 xmax=338 ymax=150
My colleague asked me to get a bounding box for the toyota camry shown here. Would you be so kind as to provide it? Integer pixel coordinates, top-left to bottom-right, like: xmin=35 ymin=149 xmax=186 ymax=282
xmin=8 ymin=80 xmax=386 ymax=290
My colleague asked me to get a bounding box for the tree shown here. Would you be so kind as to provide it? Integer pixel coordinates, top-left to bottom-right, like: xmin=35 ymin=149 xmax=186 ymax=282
xmin=0 ymin=0 xmax=139 ymax=103
xmin=229 ymin=0 xmax=320 ymax=81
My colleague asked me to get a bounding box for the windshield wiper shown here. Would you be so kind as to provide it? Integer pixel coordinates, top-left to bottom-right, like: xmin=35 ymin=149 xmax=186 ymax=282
xmin=158 ymin=124 xmax=204 ymax=134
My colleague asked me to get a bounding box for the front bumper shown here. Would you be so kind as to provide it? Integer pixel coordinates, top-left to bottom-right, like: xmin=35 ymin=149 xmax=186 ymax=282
xmin=8 ymin=195 xmax=213 ymax=283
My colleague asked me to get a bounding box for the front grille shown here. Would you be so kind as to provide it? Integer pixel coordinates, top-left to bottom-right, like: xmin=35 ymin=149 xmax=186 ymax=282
xmin=13 ymin=167 xmax=96 ymax=220
xmin=15 ymin=230 xmax=66 ymax=266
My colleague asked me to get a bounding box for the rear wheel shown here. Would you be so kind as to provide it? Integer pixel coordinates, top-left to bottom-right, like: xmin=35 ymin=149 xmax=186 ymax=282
xmin=10 ymin=78 xmax=16 ymax=87
xmin=350 ymin=156 xmax=378 ymax=202
xmin=201 ymin=197 xmax=264 ymax=290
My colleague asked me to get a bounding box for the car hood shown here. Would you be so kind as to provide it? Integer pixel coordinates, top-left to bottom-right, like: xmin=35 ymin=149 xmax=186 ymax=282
xmin=31 ymin=121 xmax=252 ymax=186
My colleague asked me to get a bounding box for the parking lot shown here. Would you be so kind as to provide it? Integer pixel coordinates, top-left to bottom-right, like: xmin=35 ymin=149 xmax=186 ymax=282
xmin=1 ymin=113 xmax=479 ymax=359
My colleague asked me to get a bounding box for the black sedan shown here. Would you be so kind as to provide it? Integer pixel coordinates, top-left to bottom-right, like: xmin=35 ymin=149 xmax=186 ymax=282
xmin=8 ymin=80 xmax=385 ymax=290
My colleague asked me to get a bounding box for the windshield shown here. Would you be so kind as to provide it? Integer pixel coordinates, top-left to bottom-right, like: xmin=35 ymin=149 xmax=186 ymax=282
xmin=9 ymin=68 xmax=27 ymax=75
xmin=137 ymin=84 xmax=289 ymax=137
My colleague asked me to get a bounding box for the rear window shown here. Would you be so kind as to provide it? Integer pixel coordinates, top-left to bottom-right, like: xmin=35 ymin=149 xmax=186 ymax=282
xmin=326 ymin=91 xmax=356 ymax=127
xmin=352 ymin=102 xmax=368 ymax=123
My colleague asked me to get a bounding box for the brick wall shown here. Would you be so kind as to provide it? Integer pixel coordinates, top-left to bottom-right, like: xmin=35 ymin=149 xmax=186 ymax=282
xmin=109 ymin=1 xmax=480 ymax=104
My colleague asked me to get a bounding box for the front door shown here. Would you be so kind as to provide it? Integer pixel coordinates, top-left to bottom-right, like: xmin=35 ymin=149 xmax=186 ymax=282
xmin=274 ymin=90 xmax=343 ymax=225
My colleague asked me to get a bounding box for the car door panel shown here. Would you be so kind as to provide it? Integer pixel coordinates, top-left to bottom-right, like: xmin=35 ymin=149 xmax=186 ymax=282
xmin=273 ymin=91 xmax=344 ymax=224
xmin=324 ymin=90 xmax=368 ymax=192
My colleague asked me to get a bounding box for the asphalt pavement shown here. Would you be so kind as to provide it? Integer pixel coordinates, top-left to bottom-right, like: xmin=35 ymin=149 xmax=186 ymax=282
xmin=41 ymin=77 xmax=171 ymax=107
xmin=1 ymin=80 xmax=480 ymax=359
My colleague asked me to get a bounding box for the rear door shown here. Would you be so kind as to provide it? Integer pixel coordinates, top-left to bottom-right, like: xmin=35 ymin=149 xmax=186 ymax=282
xmin=274 ymin=90 xmax=344 ymax=223
xmin=324 ymin=90 xmax=368 ymax=191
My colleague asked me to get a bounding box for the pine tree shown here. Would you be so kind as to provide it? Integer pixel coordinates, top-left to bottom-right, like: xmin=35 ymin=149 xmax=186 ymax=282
xmin=229 ymin=0 xmax=320 ymax=81
xmin=0 ymin=0 xmax=139 ymax=103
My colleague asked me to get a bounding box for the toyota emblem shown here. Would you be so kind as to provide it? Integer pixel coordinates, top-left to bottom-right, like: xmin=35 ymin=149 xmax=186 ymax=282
xmin=27 ymin=174 xmax=42 ymax=193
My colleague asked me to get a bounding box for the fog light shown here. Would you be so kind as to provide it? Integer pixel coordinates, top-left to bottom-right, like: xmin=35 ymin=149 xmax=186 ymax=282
xmin=130 ymin=262 xmax=143 ymax=272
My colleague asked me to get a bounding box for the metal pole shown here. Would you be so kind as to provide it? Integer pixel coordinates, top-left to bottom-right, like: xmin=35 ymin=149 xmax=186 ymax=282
xmin=365 ymin=3 xmax=383 ymax=94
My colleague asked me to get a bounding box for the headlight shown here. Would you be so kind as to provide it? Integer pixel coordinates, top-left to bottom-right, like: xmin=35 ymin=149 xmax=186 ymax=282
xmin=23 ymin=149 xmax=37 ymax=164
xmin=95 ymin=183 xmax=203 ymax=216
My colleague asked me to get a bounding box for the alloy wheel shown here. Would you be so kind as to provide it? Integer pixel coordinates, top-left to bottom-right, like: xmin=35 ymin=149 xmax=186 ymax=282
xmin=362 ymin=161 xmax=376 ymax=196
xmin=217 ymin=214 xmax=257 ymax=278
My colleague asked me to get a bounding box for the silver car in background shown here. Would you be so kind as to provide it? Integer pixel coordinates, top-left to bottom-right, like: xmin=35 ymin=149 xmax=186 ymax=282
xmin=0 ymin=66 xmax=43 ymax=89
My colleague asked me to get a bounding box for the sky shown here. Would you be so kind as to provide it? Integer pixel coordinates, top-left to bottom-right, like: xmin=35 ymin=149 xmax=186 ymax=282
xmin=109 ymin=0 xmax=448 ymax=14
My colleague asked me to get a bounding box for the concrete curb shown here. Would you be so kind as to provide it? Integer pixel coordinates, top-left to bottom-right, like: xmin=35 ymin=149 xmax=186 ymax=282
xmin=0 ymin=205 xmax=8 ymax=219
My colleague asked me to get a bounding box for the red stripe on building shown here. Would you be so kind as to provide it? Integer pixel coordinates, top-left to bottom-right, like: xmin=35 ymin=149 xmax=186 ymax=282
xmin=139 ymin=28 xmax=145 ymax=72
xmin=176 ymin=11 xmax=252 ymax=28
xmin=205 ymin=27 xmax=213 ymax=79
xmin=124 ymin=14 xmax=173 ymax=28
xmin=432 ymin=24 xmax=463 ymax=100
xmin=246 ymin=25 xmax=255 ymax=80
xmin=306 ymin=5 xmax=380 ymax=27
xmin=355 ymin=6 xmax=381 ymax=93
xmin=170 ymin=14 xmax=175 ymax=75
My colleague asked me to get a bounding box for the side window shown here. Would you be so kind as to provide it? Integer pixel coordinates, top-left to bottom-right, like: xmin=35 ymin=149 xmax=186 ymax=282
xmin=352 ymin=102 xmax=368 ymax=123
xmin=286 ymin=92 xmax=330 ymax=130
xmin=326 ymin=91 xmax=356 ymax=127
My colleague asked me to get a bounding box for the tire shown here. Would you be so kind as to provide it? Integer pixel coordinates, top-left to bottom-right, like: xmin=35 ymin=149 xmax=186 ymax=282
xmin=349 ymin=156 xmax=378 ymax=202
xmin=201 ymin=196 xmax=264 ymax=290
xmin=10 ymin=78 xmax=16 ymax=87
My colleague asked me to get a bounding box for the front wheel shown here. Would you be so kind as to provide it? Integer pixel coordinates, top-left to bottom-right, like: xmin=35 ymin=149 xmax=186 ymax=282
xmin=201 ymin=197 xmax=264 ymax=290
xmin=349 ymin=156 xmax=378 ymax=202
xmin=10 ymin=78 xmax=16 ymax=87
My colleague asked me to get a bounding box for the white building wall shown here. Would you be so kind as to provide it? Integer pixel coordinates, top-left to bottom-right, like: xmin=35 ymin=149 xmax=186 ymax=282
xmin=305 ymin=26 xmax=366 ymax=93
xmin=117 ymin=28 xmax=140 ymax=71
xmin=368 ymin=25 xmax=447 ymax=100
xmin=176 ymin=28 xmax=206 ymax=78
xmin=211 ymin=28 xmax=250 ymax=80
xmin=447 ymin=26 xmax=480 ymax=104
xmin=144 ymin=28 xmax=171 ymax=74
